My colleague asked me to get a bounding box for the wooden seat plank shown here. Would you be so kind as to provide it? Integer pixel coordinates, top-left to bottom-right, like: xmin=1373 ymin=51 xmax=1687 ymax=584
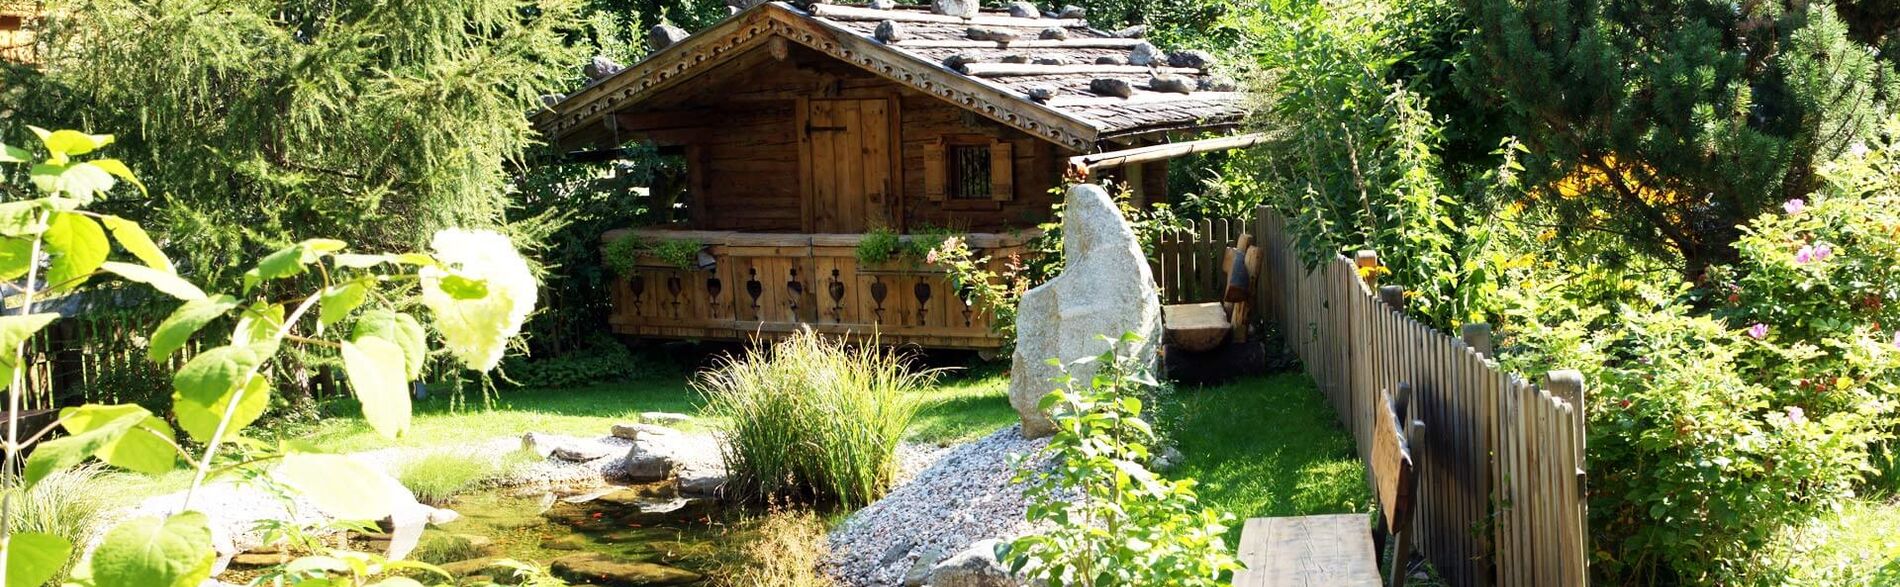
xmin=1234 ymin=514 xmax=1382 ymax=587
xmin=1163 ymin=301 xmax=1230 ymax=352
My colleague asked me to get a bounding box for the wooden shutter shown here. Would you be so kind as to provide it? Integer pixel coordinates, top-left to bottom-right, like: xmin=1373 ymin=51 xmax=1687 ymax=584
xmin=924 ymin=140 xmax=946 ymax=201
xmin=989 ymin=140 xmax=1013 ymax=202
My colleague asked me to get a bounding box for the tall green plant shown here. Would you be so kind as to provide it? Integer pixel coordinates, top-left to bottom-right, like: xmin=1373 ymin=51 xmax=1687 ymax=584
xmin=695 ymin=328 xmax=933 ymax=508
xmin=0 ymin=127 xmax=539 ymax=586
xmin=1003 ymin=333 xmax=1240 ymax=586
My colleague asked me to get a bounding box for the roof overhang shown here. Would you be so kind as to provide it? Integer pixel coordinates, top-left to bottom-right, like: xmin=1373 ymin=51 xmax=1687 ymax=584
xmin=531 ymin=2 xmax=1108 ymax=151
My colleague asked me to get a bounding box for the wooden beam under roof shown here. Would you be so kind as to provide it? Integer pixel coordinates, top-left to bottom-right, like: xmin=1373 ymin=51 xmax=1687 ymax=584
xmin=1069 ymin=132 xmax=1266 ymax=175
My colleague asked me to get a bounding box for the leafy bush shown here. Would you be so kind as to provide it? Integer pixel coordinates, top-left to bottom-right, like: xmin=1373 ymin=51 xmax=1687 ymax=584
xmin=0 ymin=127 xmax=540 ymax=587
xmin=1492 ymin=136 xmax=1900 ymax=583
xmin=500 ymin=336 xmax=641 ymax=389
xmin=603 ymin=235 xmax=702 ymax=274
xmin=695 ymin=328 xmax=933 ymax=508
xmin=854 ymin=226 xmax=904 ymax=265
xmin=1004 ymin=334 xmax=1241 ymax=586
xmin=855 ymin=225 xmax=957 ymax=265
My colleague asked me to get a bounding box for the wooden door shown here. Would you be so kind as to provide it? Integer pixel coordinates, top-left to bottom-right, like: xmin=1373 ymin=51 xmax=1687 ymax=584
xmin=804 ymin=98 xmax=896 ymax=233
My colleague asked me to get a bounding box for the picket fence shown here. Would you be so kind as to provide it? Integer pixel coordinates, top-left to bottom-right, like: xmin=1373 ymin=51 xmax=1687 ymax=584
xmin=1162 ymin=208 xmax=1590 ymax=586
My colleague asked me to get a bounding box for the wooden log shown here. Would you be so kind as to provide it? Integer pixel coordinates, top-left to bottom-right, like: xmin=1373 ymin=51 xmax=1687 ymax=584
xmin=1068 ymin=131 xmax=1263 ymax=178
xmin=807 ymin=4 xmax=1087 ymax=27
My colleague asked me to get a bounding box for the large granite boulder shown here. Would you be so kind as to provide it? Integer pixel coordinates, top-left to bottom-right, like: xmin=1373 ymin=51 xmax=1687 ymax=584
xmin=1007 ymin=184 xmax=1161 ymax=438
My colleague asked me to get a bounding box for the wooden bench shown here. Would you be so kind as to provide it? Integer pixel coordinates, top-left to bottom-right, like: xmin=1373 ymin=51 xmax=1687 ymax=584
xmin=1162 ymin=233 xmax=1263 ymax=352
xmin=1234 ymin=387 xmax=1423 ymax=587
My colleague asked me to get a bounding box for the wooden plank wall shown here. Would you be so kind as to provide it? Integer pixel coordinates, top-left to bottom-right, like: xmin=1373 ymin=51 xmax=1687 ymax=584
xmin=1152 ymin=218 xmax=1248 ymax=304
xmin=1248 ymin=206 xmax=1588 ymax=587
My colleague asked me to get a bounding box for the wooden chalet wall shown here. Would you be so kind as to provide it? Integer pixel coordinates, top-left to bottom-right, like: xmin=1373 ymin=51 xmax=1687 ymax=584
xmin=618 ymin=42 xmax=1069 ymax=234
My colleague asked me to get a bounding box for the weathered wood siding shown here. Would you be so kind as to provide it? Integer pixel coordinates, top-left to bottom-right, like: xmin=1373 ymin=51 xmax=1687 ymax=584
xmin=614 ymin=42 xmax=1069 ymax=234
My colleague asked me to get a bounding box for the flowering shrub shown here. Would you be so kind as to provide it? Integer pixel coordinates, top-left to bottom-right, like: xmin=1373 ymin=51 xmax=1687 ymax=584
xmin=1003 ymin=333 xmax=1241 ymax=586
xmin=1493 ymin=131 xmax=1900 ymax=583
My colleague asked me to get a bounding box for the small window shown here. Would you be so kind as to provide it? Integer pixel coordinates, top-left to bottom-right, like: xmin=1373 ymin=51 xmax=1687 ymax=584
xmin=948 ymin=144 xmax=993 ymax=199
xmin=925 ymin=136 xmax=1014 ymax=203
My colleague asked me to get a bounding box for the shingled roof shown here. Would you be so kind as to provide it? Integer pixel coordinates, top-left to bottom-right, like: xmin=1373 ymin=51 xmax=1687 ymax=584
xmin=531 ymin=1 xmax=1247 ymax=151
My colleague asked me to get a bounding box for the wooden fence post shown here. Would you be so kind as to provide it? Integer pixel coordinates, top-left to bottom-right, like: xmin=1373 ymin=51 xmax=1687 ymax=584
xmin=1378 ymin=285 xmax=1405 ymax=310
xmin=1355 ymin=250 xmax=1379 ymax=288
xmin=1461 ymin=323 xmax=1494 ymax=358
xmin=1544 ymin=369 xmax=1587 ymax=587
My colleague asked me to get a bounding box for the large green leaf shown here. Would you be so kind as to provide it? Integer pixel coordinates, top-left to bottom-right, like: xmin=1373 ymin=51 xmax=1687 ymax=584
xmin=22 ymin=405 xmax=147 ymax=486
xmin=319 ymin=282 xmax=370 ymax=328
xmin=42 ymin=212 xmax=107 ymax=292
xmin=29 ymin=163 xmax=116 ymax=203
xmin=148 ymin=295 xmax=238 ymax=362
xmin=231 ymin=301 xmax=284 ymax=347
xmin=273 ymin=453 xmax=400 ymax=521
xmin=86 ymin=159 xmax=145 ymax=195
xmin=171 ymin=345 xmax=272 ymax=442
xmin=353 ymin=310 xmax=427 ymax=380
xmin=0 ymin=201 xmax=47 ymax=236
xmin=100 ymin=215 xmax=170 ymax=272
xmin=242 ymin=239 xmax=347 ymax=291
xmin=0 ymin=313 xmax=61 ymax=391
xmin=0 ymin=142 xmax=29 ymax=164
xmin=60 ymin=404 xmax=178 ymax=475
xmin=85 ymin=512 xmax=215 ymax=587
xmin=101 ymin=262 xmax=205 ymax=301
xmin=0 ymin=237 xmax=32 ymax=282
xmin=29 ymin=127 xmax=113 ymax=161
xmin=342 ymin=337 xmax=411 ymax=439
xmin=3 ymin=532 xmax=72 ymax=587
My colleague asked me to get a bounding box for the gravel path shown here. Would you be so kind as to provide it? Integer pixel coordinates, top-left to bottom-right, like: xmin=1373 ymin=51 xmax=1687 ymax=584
xmin=826 ymin=426 xmax=1051 ymax=586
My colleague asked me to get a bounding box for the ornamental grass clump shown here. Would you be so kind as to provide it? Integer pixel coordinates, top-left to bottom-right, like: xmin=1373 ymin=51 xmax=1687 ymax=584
xmin=696 ymin=328 xmax=934 ymax=508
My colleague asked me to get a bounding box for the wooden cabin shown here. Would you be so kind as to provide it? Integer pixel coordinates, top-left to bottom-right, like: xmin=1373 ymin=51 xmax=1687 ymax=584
xmin=532 ymin=0 xmax=1250 ymax=349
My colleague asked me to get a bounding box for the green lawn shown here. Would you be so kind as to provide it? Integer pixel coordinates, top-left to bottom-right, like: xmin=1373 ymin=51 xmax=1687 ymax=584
xmin=289 ymin=367 xmax=1017 ymax=453
xmin=1153 ymin=373 xmax=1372 ymax=543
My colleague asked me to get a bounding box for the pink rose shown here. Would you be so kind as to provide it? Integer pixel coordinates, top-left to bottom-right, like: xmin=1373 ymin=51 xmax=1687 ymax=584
xmin=1784 ymin=199 xmax=1806 ymax=215
xmin=1748 ymin=323 xmax=1769 ymax=340
xmin=1813 ymin=242 xmax=1833 ymax=262
xmin=1787 ymin=406 xmax=1806 ymax=425
xmin=1795 ymin=245 xmax=1815 ymax=265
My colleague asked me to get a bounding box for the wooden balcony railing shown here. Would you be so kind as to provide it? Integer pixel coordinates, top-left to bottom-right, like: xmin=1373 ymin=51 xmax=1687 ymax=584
xmin=602 ymin=229 xmax=1032 ymax=349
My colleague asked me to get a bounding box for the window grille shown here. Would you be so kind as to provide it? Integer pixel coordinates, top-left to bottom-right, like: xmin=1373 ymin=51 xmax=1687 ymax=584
xmin=948 ymin=144 xmax=992 ymax=199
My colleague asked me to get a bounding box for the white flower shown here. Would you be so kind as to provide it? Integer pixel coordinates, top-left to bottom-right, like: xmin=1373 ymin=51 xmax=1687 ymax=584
xmin=419 ymin=229 xmax=537 ymax=371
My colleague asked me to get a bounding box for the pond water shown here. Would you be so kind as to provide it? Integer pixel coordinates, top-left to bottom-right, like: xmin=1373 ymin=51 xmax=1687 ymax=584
xmin=410 ymin=481 xmax=746 ymax=586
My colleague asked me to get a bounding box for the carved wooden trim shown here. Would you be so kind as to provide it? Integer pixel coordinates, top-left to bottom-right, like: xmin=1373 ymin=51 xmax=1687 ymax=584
xmin=532 ymin=3 xmax=1101 ymax=151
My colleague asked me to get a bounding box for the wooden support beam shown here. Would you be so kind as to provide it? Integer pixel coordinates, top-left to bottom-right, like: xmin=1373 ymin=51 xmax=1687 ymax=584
xmin=961 ymin=63 xmax=1201 ymax=77
xmin=806 ymin=3 xmax=1087 ymax=27
xmin=889 ymin=38 xmax=1146 ymax=49
xmin=1067 ymin=132 xmax=1267 ymax=176
xmin=614 ymin=109 xmax=717 ymax=131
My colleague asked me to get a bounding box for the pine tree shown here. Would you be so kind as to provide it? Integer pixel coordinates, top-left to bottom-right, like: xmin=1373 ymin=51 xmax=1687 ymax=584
xmin=1457 ymin=0 xmax=1897 ymax=279
xmin=0 ymin=0 xmax=588 ymax=285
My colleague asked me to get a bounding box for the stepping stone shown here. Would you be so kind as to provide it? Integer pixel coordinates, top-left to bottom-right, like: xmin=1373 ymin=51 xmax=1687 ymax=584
xmin=549 ymin=553 xmax=702 ymax=586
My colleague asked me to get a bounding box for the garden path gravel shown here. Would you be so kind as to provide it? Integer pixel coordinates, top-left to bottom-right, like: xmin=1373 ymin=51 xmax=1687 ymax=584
xmin=826 ymin=426 xmax=1052 ymax=586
